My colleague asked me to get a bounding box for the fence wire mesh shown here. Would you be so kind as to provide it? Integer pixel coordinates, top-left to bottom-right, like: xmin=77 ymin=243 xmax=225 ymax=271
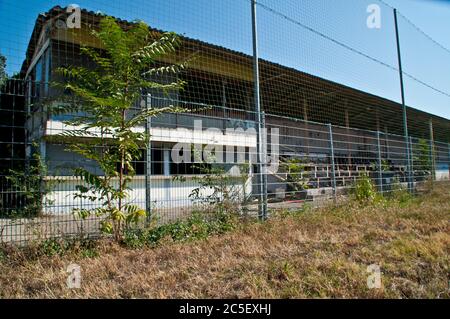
xmin=0 ymin=0 xmax=449 ymax=244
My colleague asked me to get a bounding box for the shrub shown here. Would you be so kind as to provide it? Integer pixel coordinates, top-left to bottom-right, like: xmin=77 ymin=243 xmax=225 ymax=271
xmin=123 ymin=210 xmax=237 ymax=248
xmin=352 ymin=173 xmax=378 ymax=203
xmin=387 ymin=177 xmax=413 ymax=205
xmin=38 ymin=237 xmax=99 ymax=258
xmin=186 ymin=162 xmax=250 ymax=216
xmin=5 ymin=147 xmax=57 ymax=218
xmin=281 ymin=158 xmax=309 ymax=195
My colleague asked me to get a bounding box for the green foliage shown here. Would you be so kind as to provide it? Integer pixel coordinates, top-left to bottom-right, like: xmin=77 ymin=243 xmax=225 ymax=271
xmin=351 ymin=173 xmax=378 ymax=203
xmin=268 ymin=261 xmax=295 ymax=282
xmin=186 ymin=160 xmax=250 ymax=216
xmin=0 ymin=238 xmax=99 ymax=261
xmin=387 ymin=177 xmax=414 ymax=205
xmin=38 ymin=237 xmax=99 ymax=258
xmin=279 ymin=158 xmax=309 ymax=197
xmin=0 ymin=53 xmax=6 ymax=88
xmin=381 ymin=160 xmax=390 ymax=172
xmin=123 ymin=210 xmax=237 ymax=248
xmin=40 ymin=238 xmax=68 ymax=257
xmin=51 ymin=16 xmax=188 ymax=241
xmin=369 ymin=159 xmax=390 ymax=172
xmin=412 ymin=139 xmax=432 ymax=179
xmin=5 ymin=146 xmax=56 ymax=218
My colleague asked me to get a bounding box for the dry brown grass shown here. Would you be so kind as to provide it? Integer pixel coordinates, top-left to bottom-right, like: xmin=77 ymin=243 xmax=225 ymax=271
xmin=1 ymin=182 xmax=449 ymax=298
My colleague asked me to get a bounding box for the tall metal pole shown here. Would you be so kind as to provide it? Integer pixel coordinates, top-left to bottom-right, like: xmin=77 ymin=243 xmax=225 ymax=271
xmin=393 ymin=8 xmax=413 ymax=192
xmin=328 ymin=124 xmax=337 ymax=200
xmin=251 ymin=0 xmax=267 ymax=220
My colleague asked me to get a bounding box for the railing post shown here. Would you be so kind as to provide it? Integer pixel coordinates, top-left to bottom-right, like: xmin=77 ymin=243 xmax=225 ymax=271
xmin=145 ymin=94 xmax=152 ymax=222
xmin=393 ymin=8 xmax=413 ymax=193
xmin=376 ymin=131 xmax=383 ymax=194
xmin=251 ymin=0 xmax=267 ymax=220
xmin=328 ymin=124 xmax=337 ymax=200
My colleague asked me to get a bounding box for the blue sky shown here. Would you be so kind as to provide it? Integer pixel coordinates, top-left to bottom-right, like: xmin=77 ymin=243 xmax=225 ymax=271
xmin=0 ymin=0 xmax=449 ymax=119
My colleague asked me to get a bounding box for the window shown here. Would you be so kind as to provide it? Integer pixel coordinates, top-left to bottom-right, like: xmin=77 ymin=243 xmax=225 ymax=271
xmin=44 ymin=48 xmax=51 ymax=96
xmin=26 ymin=47 xmax=51 ymax=108
xmin=132 ymin=147 xmax=164 ymax=176
xmin=151 ymin=147 xmax=164 ymax=175
xmin=170 ymin=161 xmax=208 ymax=175
xmin=35 ymin=57 xmax=42 ymax=100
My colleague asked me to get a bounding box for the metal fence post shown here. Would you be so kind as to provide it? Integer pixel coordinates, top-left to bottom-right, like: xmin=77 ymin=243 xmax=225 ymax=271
xmin=145 ymin=94 xmax=152 ymax=222
xmin=376 ymin=131 xmax=383 ymax=194
xmin=262 ymin=111 xmax=268 ymax=216
xmin=328 ymin=124 xmax=337 ymax=200
xmin=409 ymin=136 xmax=415 ymax=188
xmin=448 ymin=143 xmax=450 ymax=178
xmin=429 ymin=119 xmax=436 ymax=181
xmin=251 ymin=0 xmax=267 ymax=220
xmin=393 ymin=8 xmax=413 ymax=193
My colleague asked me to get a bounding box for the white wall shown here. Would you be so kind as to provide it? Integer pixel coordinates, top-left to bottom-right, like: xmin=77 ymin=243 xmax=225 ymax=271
xmin=436 ymin=163 xmax=450 ymax=181
xmin=44 ymin=174 xmax=253 ymax=215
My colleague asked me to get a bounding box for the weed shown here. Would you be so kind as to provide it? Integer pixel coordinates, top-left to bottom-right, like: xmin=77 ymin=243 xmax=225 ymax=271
xmin=268 ymin=261 xmax=295 ymax=282
xmin=351 ymin=173 xmax=384 ymax=204
xmin=123 ymin=210 xmax=238 ymax=248
xmin=36 ymin=237 xmax=99 ymax=258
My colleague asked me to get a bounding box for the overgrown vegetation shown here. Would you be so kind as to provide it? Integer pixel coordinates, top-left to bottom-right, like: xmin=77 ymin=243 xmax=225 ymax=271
xmin=387 ymin=176 xmax=414 ymax=205
xmin=122 ymin=160 xmax=249 ymax=248
xmin=351 ymin=172 xmax=417 ymax=207
xmin=412 ymin=138 xmax=432 ymax=180
xmin=0 ymin=237 xmax=99 ymax=261
xmin=123 ymin=210 xmax=238 ymax=248
xmin=0 ymin=53 xmax=6 ymax=87
xmin=4 ymin=146 xmax=57 ymax=218
xmin=351 ymin=172 xmax=379 ymax=203
xmin=188 ymin=161 xmax=251 ymax=215
xmin=0 ymin=182 xmax=448 ymax=298
xmin=279 ymin=158 xmax=309 ymax=199
xmin=52 ymin=16 xmax=188 ymax=241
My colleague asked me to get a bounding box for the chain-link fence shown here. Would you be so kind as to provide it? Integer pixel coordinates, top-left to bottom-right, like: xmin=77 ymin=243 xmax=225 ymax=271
xmin=0 ymin=0 xmax=449 ymax=244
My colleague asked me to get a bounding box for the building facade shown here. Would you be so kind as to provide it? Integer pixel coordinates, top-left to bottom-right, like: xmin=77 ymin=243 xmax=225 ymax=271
xmin=18 ymin=6 xmax=450 ymax=215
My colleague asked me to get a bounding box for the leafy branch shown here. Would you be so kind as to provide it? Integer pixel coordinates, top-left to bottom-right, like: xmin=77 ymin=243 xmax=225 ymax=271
xmin=52 ymin=16 xmax=188 ymax=241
